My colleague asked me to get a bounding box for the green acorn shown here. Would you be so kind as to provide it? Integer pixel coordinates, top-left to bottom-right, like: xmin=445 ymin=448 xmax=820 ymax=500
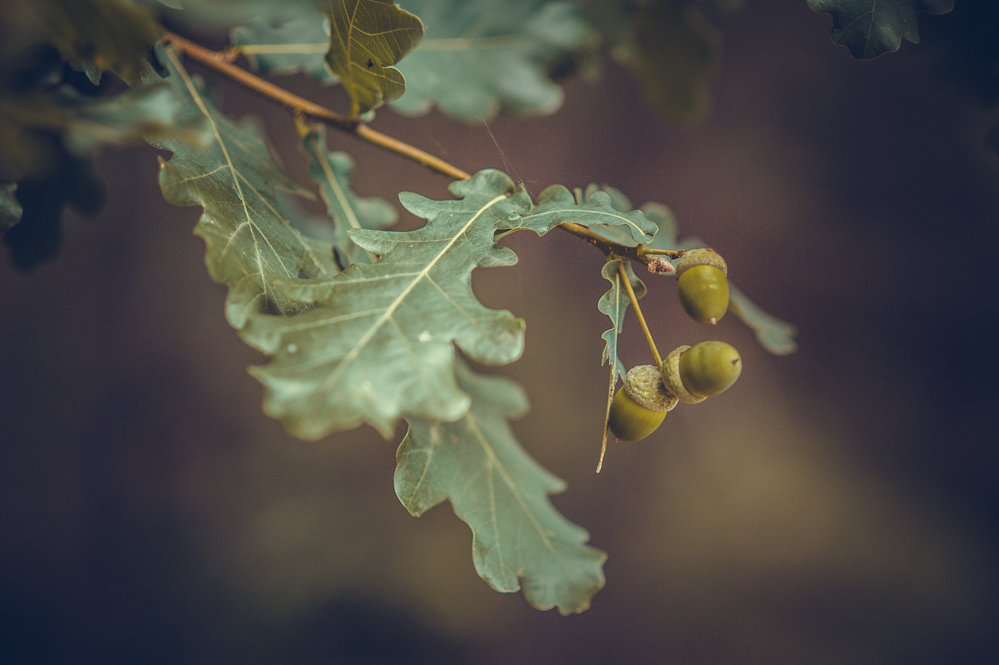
xmin=662 ymin=341 xmax=742 ymax=402
xmin=675 ymin=248 xmax=729 ymax=325
xmin=608 ymin=365 xmax=678 ymax=442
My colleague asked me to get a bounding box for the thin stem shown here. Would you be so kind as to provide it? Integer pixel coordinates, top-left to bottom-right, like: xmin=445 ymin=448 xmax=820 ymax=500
xmin=160 ymin=32 xmax=676 ymax=261
xmin=618 ymin=262 xmax=662 ymax=370
xmin=596 ymin=362 xmax=616 ymax=474
xmin=162 ymin=31 xmax=470 ymax=180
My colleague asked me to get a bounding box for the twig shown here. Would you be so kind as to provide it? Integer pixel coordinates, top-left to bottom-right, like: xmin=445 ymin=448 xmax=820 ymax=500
xmin=619 ymin=262 xmax=662 ymax=371
xmin=162 ymin=31 xmax=471 ymax=181
xmin=160 ymin=32 xmax=680 ymax=265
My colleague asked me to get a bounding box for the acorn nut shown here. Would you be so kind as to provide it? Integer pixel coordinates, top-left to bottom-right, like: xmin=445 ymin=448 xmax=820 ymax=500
xmin=608 ymin=364 xmax=678 ymax=442
xmin=675 ymin=248 xmax=729 ymax=325
xmin=662 ymin=341 xmax=742 ymax=402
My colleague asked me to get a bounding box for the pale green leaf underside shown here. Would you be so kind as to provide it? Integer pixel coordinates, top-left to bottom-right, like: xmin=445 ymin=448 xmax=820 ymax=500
xmin=299 ymin=124 xmax=397 ymax=265
xmin=396 ymin=361 xmax=606 ymax=614
xmin=144 ymin=45 xmax=339 ymax=329
xmin=322 ymin=0 xmax=424 ymax=116
xmin=807 ymin=0 xmax=954 ymax=58
xmin=240 ymin=169 xmax=664 ymax=440
xmin=598 ymin=258 xmax=647 ymax=380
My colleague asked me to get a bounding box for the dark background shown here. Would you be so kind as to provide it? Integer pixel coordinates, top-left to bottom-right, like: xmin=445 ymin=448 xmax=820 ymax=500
xmin=3 ymin=2 xmax=999 ymax=664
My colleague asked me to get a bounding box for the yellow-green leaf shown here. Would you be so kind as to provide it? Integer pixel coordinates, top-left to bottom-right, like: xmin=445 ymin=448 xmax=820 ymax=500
xmin=321 ymin=0 xmax=424 ymax=116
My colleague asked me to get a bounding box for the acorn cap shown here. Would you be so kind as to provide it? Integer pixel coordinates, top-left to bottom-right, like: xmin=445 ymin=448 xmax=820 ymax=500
xmin=661 ymin=345 xmax=706 ymax=404
xmin=623 ymin=364 xmax=679 ymax=413
xmin=674 ymin=248 xmax=727 ymax=278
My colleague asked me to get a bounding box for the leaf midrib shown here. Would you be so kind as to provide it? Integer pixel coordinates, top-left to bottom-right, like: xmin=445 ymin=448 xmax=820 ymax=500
xmin=319 ymin=192 xmax=510 ymax=392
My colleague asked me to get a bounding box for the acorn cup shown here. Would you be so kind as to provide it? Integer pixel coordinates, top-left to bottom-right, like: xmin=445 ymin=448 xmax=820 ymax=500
xmin=662 ymin=341 xmax=742 ymax=403
xmin=675 ymin=248 xmax=729 ymax=325
xmin=607 ymin=364 xmax=678 ymax=442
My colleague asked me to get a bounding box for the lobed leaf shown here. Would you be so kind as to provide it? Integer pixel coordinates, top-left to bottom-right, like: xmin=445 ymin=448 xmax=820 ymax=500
xmin=598 ymin=258 xmax=646 ymax=380
xmin=144 ymin=45 xmax=339 ymax=328
xmin=321 ymin=0 xmax=424 ymax=117
xmin=240 ymin=169 xmax=667 ymax=440
xmin=228 ymin=0 xmax=595 ymax=122
xmin=241 ymin=170 xmax=533 ymax=439
xmin=523 ymin=184 xmax=658 ymax=245
xmin=396 ymin=361 xmax=606 ymax=614
xmin=807 ymin=0 xmax=955 ymax=59
xmin=6 ymin=0 xmax=162 ymax=84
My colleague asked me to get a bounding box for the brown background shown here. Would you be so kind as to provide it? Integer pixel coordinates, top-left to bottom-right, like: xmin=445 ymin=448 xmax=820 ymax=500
xmin=3 ymin=3 xmax=998 ymax=664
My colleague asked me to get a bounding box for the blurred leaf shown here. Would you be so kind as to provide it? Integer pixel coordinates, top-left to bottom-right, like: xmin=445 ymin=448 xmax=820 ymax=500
xmin=807 ymin=0 xmax=954 ymax=59
xmin=6 ymin=0 xmax=161 ymax=84
xmin=675 ymin=235 xmax=798 ymax=354
xmin=229 ymin=0 xmax=595 ymax=121
xmin=0 ymin=182 xmax=23 ymax=233
xmin=729 ymin=283 xmax=798 ymax=355
xmin=240 ymin=169 xmax=663 ymax=440
xmin=598 ymin=258 xmax=646 ymax=380
xmin=299 ymin=124 xmax=397 ymax=265
xmin=232 ymin=11 xmax=337 ymax=83
xmin=578 ymin=0 xmax=722 ymax=121
xmin=0 ymin=82 xmax=212 ymax=167
xmin=321 ymin=0 xmax=424 ymax=116
xmin=156 ymin=0 xmax=323 ymax=24
xmin=144 ymin=45 xmax=339 ymax=328
xmin=1 ymin=151 xmax=105 ymax=270
xmin=392 ymin=0 xmax=596 ymax=120
xmin=396 ymin=361 xmax=606 ymax=614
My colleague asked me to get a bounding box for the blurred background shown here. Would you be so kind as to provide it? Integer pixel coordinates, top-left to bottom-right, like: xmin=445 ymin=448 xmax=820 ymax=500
xmin=2 ymin=2 xmax=999 ymax=664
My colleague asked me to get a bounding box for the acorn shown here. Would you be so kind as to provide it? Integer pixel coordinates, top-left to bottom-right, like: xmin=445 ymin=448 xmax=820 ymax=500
xmin=608 ymin=364 xmax=679 ymax=442
xmin=675 ymin=248 xmax=729 ymax=325
xmin=662 ymin=341 xmax=742 ymax=403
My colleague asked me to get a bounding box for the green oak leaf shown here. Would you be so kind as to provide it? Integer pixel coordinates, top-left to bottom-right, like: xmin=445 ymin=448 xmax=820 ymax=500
xmin=396 ymin=360 xmax=606 ymax=614
xmin=729 ymin=283 xmax=798 ymax=355
xmin=299 ymin=124 xmax=397 ymax=265
xmin=392 ymin=0 xmax=596 ymax=120
xmin=239 ymin=169 xmax=664 ymax=440
xmin=578 ymin=0 xmax=722 ymax=121
xmin=321 ymin=0 xmax=424 ymax=117
xmin=5 ymin=0 xmax=161 ymax=84
xmin=807 ymin=0 xmax=954 ymax=59
xmin=0 ymin=182 xmax=22 ymax=233
xmin=144 ymin=45 xmax=339 ymax=329
xmin=228 ymin=0 xmax=595 ymax=121
xmin=598 ymin=258 xmax=647 ymax=380
xmin=524 ymin=183 xmax=658 ymax=245
xmin=240 ymin=170 xmax=532 ymax=439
